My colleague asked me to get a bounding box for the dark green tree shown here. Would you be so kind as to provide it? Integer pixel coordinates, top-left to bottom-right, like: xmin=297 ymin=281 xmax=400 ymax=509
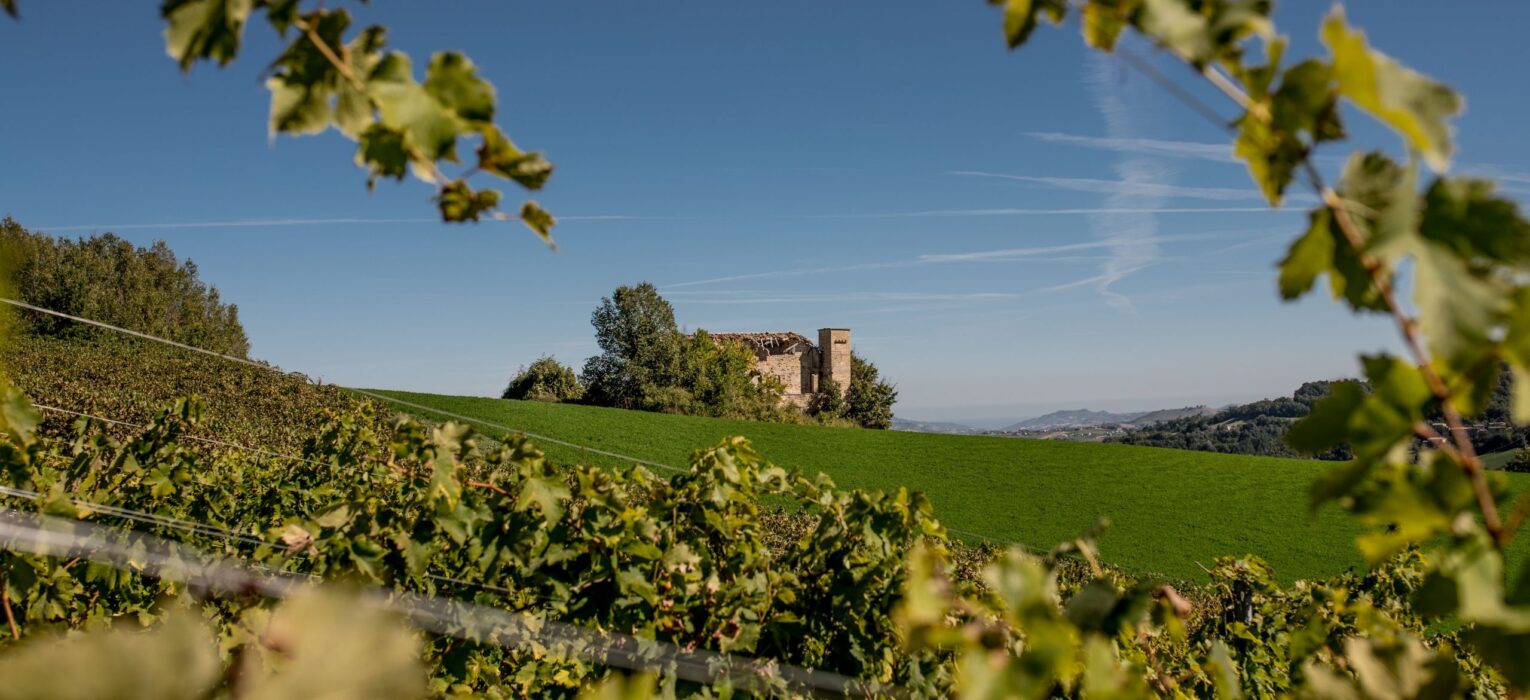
xmin=1 ymin=217 xmax=250 ymax=357
xmin=807 ymin=378 xmax=844 ymax=419
xmin=842 ymin=354 xmax=896 ymax=430
xmin=502 ymin=356 xmax=582 ymax=402
xmin=580 ymin=282 xmax=681 ymax=409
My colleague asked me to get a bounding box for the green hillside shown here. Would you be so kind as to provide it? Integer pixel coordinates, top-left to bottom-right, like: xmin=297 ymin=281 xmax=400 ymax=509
xmin=363 ymin=390 xmax=1530 ymax=583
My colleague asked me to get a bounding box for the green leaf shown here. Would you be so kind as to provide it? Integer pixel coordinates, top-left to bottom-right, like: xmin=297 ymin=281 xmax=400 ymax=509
xmin=0 ymin=386 xmax=40 ymax=445
xmin=436 ymin=180 xmax=501 ymax=223
xmin=355 ymin=125 xmax=409 ymax=187
xmin=1322 ymin=6 xmax=1462 ymax=171
xmin=993 ymin=0 xmax=1066 ymax=49
xmin=240 ymin=593 xmax=426 ymax=700
xmin=477 ymin=126 xmax=554 ymax=191
xmin=518 ymin=201 xmax=557 ymax=247
xmin=1508 ymin=287 xmax=1530 ymax=424
xmin=1237 ymin=57 xmax=1344 ymax=206
xmin=1419 ymin=177 xmax=1530 ymax=267
xmin=1336 ymin=152 xmax=1418 ymax=264
xmin=162 ymin=0 xmax=253 ymax=72
xmin=1137 ymin=0 xmax=1209 ymax=62
xmin=368 ymin=52 xmax=463 ymax=170
xmin=516 ymin=474 xmax=570 ymax=523
xmin=266 ymin=76 xmax=332 ymax=136
xmin=1277 ymin=208 xmax=1335 ymax=299
xmin=0 ymin=610 xmax=220 ymax=700
xmin=1411 ymin=239 xmax=1509 ymax=370
xmin=1081 ymin=0 xmax=1139 ymax=51
xmin=424 ymin=52 xmax=496 ymax=125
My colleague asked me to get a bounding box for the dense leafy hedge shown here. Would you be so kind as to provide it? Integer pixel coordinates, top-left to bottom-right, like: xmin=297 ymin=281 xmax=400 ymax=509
xmin=0 ymin=386 xmax=1507 ymax=697
xmin=1 ymin=218 xmax=249 ymax=357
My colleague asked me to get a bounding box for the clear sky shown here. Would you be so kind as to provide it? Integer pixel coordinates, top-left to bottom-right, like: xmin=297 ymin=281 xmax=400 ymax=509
xmin=4 ymin=1 xmax=1529 ymax=426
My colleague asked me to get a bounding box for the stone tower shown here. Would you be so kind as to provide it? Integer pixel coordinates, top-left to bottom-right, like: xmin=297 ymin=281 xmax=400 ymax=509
xmin=817 ymin=328 xmax=851 ymax=393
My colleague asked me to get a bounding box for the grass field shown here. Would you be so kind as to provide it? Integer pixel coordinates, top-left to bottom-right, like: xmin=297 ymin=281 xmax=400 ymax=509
xmin=363 ymin=390 xmax=1530 ymax=583
xmin=1483 ymin=449 xmax=1524 ymax=470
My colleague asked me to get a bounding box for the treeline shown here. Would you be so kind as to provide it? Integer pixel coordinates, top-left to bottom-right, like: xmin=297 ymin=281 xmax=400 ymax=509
xmin=1114 ymin=374 xmax=1530 ymax=468
xmin=1111 ymin=381 xmax=1346 ymax=459
xmin=1 ymin=217 xmax=249 ymax=357
xmin=503 ymin=282 xmax=897 ymax=428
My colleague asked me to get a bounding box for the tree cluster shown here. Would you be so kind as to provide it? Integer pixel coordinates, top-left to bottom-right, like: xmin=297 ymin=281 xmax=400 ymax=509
xmin=505 ymin=282 xmax=898 ymax=427
xmin=1 ymin=217 xmax=250 ymax=357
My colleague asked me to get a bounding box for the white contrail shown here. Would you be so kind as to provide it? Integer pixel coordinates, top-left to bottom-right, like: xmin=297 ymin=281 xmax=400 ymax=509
xmin=1086 ymin=53 xmax=1167 ymax=314
xmin=1024 ymin=131 xmax=1235 ymax=162
xmin=39 ymin=215 xmax=638 ymax=232
xmin=948 ymin=170 xmax=1316 ymax=203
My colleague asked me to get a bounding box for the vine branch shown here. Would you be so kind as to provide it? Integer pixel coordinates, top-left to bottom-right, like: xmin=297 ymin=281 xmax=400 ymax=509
xmin=2 ymin=586 xmax=18 ymax=640
xmin=1117 ymin=40 xmax=1507 ymax=544
xmin=294 ymin=16 xmax=450 ymax=188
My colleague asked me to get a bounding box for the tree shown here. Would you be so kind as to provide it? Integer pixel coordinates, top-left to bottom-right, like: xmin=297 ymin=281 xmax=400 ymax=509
xmin=806 ymin=378 xmax=844 ymax=418
xmin=4 ymin=1 xmax=557 ymax=237
xmin=842 ymin=354 xmax=896 ymax=429
xmin=1 ymin=217 xmax=250 ymax=357
xmin=580 ymin=282 xmax=681 ymax=409
xmin=502 ymin=356 xmax=582 ymax=402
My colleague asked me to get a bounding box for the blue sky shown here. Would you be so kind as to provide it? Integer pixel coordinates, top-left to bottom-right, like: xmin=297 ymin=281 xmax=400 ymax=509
xmin=4 ymin=1 xmax=1529 ymax=426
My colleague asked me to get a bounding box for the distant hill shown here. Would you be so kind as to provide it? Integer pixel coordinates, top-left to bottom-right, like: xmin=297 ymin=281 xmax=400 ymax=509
xmin=999 ymin=406 xmax=1211 ymax=432
xmin=891 ymin=417 xmax=980 ymax=435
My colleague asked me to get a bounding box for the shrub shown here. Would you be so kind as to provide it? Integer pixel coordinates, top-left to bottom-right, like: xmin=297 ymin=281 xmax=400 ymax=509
xmin=502 ymin=356 xmax=583 ymax=402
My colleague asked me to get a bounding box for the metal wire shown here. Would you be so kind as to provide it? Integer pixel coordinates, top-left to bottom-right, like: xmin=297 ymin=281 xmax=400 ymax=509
xmin=0 ymin=507 xmax=877 ymax=697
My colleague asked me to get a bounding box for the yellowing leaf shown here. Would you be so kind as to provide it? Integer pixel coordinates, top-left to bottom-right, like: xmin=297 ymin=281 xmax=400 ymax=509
xmin=1322 ymin=7 xmax=1462 ymax=171
xmin=995 ymin=0 xmax=1066 ymax=49
xmin=1081 ymin=0 xmax=1138 ymax=51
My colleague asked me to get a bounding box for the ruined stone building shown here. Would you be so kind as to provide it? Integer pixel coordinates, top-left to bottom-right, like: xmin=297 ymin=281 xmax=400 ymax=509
xmin=707 ymin=328 xmax=850 ymax=407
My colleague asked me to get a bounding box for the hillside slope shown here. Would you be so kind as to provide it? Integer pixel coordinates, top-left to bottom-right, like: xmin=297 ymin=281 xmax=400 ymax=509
xmin=364 ymin=389 xmax=1530 ymax=583
xmin=5 ymin=334 xmax=374 ymax=454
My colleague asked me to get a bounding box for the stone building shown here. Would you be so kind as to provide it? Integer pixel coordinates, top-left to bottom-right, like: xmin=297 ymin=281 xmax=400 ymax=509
xmin=708 ymin=328 xmax=850 ymax=407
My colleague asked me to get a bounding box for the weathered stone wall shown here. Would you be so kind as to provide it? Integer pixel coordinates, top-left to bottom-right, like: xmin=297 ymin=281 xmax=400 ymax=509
xmin=702 ymin=328 xmax=848 ymax=407
xmin=758 ymin=350 xmax=817 ymax=395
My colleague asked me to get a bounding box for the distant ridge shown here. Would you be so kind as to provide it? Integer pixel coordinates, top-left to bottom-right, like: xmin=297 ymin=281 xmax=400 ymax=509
xmin=890 ymin=417 xmax=980 ymax=435
xmin=999 ymin=406 xmax=1212 ymax=432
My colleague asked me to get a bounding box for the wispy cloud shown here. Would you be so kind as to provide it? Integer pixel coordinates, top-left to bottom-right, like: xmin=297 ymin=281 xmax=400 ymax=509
xmin=1027 ymin=131 xmax=1234 ymax=162
xmin=39 ymin=215 xmax=639 ymax=232
xmin=1084 ymin=55 xmax=1166 ymax=314
xmin=813 ymin=206 xmax=1286 ymax=218
xmin=950 ymin=169 xmax=1312 ymax=203
xmin=662 ymin=231 xmax=1242 ymax=289
xmin=915 ymin=232 xmax=1228 ymax=263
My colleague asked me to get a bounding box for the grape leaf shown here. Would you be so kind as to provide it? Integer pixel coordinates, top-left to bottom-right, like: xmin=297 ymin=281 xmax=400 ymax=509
xmin=368 ymin=53 xmax=464 ymax=171
xmin=1081 ymin=0 xmax=1139 ymax=51
xmin=1322 ymin=7 xmax=1462 ymax=172
xmin=424 ymin=52 xmax=496 ymax=125
xmin=161 ymin=0 xmax=254 ymax=72
xmin=519 ymin=201 xmax=557 ymax=246
xmin=993 ymin=0 xmax=1066 ymax=49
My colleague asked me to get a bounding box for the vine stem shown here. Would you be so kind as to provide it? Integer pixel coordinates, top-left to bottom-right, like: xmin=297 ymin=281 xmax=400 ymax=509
xmin=1123 ymin=43 xmax=1508 ymax=544
xmin=2 ymin=586 xmax=18 ymax=640
xmin=294 ymin=15 xmax=450 ymax=188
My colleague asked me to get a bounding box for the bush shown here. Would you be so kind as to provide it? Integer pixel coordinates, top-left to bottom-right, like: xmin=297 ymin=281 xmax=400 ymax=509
xmin=1 ymin=217 xmax=250 ymax=357
xmin=502 ymin=356 xmax=582 ymax=402
xmin=842 ymin=354 xmax=897 ymax=429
